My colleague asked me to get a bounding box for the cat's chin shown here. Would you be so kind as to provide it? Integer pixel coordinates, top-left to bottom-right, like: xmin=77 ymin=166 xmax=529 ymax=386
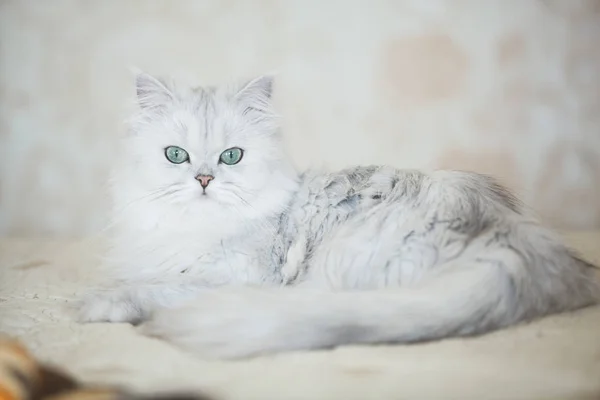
xmin=190 ymin=193 xmax=238 ymax=210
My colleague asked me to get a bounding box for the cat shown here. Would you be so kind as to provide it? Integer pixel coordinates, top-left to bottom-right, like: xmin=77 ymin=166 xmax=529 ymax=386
xmin=78 ymin=72 xmax=600 ymax=359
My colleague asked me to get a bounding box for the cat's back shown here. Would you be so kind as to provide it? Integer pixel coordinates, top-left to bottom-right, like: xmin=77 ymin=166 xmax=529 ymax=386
xmin=290 ymin=167 xmax=534 ymax=289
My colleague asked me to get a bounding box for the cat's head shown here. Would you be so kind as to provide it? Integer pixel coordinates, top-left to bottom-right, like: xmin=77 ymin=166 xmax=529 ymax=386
xmin=111 ymin=73 xmax=298 ymax=227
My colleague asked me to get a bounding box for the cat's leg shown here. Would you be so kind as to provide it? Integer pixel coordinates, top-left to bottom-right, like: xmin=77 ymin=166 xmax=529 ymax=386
xmin=78 ymin=279 xmax=202 ymax=324
xmin=78 ymin=285 xmax=145 ymax=324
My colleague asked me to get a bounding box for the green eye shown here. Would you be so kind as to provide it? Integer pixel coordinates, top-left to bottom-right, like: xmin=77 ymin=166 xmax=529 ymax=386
xmin=165 ymin=146 xmax=189 ymax=164
xmin=219 ymin=147 xmax=244 ymax=165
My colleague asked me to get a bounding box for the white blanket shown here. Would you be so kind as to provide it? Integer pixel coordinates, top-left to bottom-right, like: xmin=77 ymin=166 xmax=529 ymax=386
xmin=1 ymin=234 xmax=599 ymax=400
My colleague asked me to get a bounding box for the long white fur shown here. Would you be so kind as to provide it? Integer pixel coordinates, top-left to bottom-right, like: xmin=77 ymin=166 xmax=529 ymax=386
xmin=78 ymin=73 xmax=600 ymax=359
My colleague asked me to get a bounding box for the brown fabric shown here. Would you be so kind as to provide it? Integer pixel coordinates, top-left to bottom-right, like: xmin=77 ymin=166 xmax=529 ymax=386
xmin=0 ymin=338 xmax=214 ymax=400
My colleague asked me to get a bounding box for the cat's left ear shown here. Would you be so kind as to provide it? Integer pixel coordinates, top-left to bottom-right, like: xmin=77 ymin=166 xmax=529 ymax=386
xmin=233 ymin=75 xmax=274 ymax=115
xmin=135 ymin=72 xmax=175 ymax=111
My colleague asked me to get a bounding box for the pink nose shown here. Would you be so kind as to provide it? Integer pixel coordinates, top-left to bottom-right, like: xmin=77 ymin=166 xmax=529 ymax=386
xmin=195 ymin=174 xmax=214 ymax=188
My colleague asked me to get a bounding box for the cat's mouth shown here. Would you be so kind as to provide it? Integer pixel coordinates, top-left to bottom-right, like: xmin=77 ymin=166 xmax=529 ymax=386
xmin=200 ymin=188 xmax=210 ymax=197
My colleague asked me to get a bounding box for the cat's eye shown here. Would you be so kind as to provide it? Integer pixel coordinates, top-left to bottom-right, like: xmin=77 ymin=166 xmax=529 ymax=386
xmin=165 ymin=146 xmax=189 ymax=164
xmin=219 ymin=147 xmax=244 ymax=165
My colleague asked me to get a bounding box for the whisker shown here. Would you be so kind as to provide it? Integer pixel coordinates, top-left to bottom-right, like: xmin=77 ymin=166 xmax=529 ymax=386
xmin=103 ymin=184 xmax=187 ymax=232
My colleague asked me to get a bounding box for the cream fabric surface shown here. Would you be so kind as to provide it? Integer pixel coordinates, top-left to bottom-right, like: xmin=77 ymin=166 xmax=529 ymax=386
xmin=0 ymin=233 xmax=599 ymax=400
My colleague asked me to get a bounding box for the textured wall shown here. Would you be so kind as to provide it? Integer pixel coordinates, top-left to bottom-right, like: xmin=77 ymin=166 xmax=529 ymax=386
xmin=1 ymin=0 xmax=599 ymax=235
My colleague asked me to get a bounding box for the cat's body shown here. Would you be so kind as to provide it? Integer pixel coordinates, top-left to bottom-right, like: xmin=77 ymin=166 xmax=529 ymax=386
xmin=79 ymin=73 xmax=599 ymax=358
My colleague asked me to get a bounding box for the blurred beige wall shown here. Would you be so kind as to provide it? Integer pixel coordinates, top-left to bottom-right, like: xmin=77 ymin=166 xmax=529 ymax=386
xmin=0 ymin=0 xmax=599 ymax=236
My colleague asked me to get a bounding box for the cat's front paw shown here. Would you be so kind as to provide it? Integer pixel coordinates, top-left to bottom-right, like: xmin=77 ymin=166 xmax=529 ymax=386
xmin=77 ymin=291 xmax=145 ymax=324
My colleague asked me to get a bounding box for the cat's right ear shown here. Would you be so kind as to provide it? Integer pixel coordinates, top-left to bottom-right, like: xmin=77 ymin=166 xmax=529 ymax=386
xmin=135 ymin=72 xmax=174 ymax=110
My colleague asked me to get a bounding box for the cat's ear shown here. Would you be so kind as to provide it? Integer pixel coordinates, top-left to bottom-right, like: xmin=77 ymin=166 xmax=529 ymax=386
xmin=135 ymin=72 xmax=174 ymax=110
xmin=233 ymin=75 xmax=275 ymax=115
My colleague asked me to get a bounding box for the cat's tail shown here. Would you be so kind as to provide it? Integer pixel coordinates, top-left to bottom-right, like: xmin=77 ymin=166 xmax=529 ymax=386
xmin=138 ymin=258 xmax=599 ymax=359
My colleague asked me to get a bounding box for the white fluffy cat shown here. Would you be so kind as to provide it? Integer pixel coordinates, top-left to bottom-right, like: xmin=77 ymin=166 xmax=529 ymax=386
xmin=79 ymin=73 xmax=600 ymax=359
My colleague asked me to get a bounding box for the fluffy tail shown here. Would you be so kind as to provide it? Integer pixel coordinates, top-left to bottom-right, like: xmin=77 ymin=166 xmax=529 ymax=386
xmin=138 ymin=260 xmax=599 ymax=359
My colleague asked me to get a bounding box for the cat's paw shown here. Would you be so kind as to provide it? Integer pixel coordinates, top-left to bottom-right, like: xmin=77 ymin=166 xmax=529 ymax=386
xmin=77 ymin=291 xmax=144 ymax=324
xmin=137 ymin=288 xmax=316 ymax=359
xmin=281 ymin=236 xmax=307 ymax=284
